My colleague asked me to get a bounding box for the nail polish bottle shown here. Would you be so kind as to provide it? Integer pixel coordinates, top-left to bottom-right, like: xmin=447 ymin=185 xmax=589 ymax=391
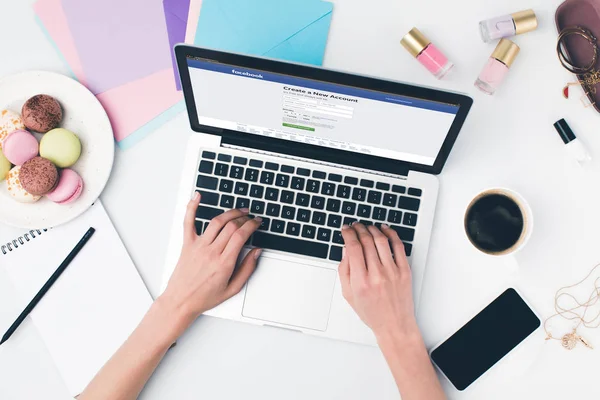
xmin=553 ymin=118 xmax=592 ymax=166
xmin=400 ymin=28 xmax=454 ymax=79
xmin=479 ymin=9 xmax=538 ymax=43
xmin=475 ymin=39 xmax=520 ymax=95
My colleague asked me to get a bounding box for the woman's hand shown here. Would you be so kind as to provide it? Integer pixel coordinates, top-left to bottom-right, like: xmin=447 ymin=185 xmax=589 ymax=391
xmin=161 ymin=193 xmax=263 ymax=331
xmin=339 ymin=223 xmax=418 ymax=340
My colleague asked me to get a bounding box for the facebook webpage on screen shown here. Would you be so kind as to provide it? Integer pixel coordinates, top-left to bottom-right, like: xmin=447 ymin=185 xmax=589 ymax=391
xmin=187 ymin=58 xmax=459 ymax=166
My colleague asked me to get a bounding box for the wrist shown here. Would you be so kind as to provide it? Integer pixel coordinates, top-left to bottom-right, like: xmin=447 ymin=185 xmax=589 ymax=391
xmin=374 ymin=320 xmax=424 ymax=352
xmin=152 ymin=294 xmax=196 ymax=343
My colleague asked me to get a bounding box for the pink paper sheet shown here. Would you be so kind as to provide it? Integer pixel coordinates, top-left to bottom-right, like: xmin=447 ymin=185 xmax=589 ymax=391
xmin=184 ymin=0 xmax=203 ymax=44
xmin=34 ymin=0 xmax=183 ymax=143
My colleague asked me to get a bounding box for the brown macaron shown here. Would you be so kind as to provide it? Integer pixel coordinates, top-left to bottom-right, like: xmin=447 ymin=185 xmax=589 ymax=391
xmin=22 ymin=94 xmax=63 ymax=133
xmin=19 ymin=157 xmax=58 ymax=195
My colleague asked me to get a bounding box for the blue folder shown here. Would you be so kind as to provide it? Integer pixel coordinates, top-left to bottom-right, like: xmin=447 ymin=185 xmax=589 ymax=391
xmin=195 ymin=0 xmax=333 ymax=66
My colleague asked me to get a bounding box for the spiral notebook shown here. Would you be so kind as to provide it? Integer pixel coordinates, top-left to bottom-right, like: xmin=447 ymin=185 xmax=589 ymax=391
xmin=0 ymin=201 xmax=153 ymax=397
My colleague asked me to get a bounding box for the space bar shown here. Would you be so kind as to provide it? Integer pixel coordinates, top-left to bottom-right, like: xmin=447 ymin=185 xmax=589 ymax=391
xmin=251 ymin=232 xmax=328 ymax=259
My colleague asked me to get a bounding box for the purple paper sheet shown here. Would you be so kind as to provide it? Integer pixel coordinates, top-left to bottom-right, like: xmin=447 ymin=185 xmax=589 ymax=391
xmin=163 ymin=0 xmax=190 ymax=90
xmin=61 ymin=0 xmax=173 ymax=95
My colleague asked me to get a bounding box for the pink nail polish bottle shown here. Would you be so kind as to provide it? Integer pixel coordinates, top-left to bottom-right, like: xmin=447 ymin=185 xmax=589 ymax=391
xmin=401 ymin=28 xmax=454 ymax=79
xmin=475 ymin=39 xmax=520 ymax=95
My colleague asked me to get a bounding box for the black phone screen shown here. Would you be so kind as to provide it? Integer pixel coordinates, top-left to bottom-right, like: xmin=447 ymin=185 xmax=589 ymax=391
xmin=430 ymin=289 xmax=540 ymax=391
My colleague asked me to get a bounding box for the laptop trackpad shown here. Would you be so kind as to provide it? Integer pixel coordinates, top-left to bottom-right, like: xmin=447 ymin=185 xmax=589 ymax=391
xmin=242 ymin=255 xmax=336 ymax=332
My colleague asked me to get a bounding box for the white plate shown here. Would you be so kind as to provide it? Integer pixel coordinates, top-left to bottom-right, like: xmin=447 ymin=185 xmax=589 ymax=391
xmin=0 ymin=71 xmax=114 ymax=229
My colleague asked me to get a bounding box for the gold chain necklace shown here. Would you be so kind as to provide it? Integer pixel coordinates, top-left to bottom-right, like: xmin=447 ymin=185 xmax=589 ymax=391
xmin=544 ymin=264 xmax=600 ymax=350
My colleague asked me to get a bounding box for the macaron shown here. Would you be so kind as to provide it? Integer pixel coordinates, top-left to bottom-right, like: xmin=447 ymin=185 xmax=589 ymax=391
xmin=0 ymin=149 xmax=11 ymax=181
xmin=0 ymin=109 xmax=26 ymax=149
xmin=46 ymin=169 xmax=83 ymax=204
xmin=40 ymin=128 xmax=81 ymax=168
xmin=2 ymin=130 xmax=39 ymax=166
xmin=6 ymin=166 xmax=41 ymax=203
xmin=19 ymin=157 xmax=58 ymax=196
xmin=22 ymin=94 xmax=63 ymax=133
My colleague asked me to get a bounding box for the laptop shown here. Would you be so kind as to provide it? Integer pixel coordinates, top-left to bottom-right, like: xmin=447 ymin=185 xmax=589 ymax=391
xmin=162 ymin=46 xmax=472 ymax=346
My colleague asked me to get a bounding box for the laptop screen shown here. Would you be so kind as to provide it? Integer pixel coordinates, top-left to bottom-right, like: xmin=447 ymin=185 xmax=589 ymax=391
xmin=186 ymin=57 xmax=460 ymax=167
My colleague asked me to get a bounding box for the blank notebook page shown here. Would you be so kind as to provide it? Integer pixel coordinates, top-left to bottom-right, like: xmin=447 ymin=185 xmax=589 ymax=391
xmin=1 ymin=201 xmax=153 ymax=396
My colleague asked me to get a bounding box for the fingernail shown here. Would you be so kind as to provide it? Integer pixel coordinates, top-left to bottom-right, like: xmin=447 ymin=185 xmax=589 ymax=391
xmin=192 ymin=191 xmax=200 ymax=201
xmin=342 ymin=224 xmax=349 ymax=230
xmin=381 ymin=224 xmax=389 ymax=229
xmin=254 ymin=248 xmax=263 ymax=259
xmin=254 ymin=216 xmax=263 ymax=222
xmin=240 ymin=208 xmax=250 ymax=213
xmin=342 ymin=247 xmax=346 ymax=259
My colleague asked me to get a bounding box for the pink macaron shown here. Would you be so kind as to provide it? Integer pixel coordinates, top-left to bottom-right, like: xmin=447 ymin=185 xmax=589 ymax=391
xmin=46 ymin=169 xmax=83 ymax=204
xmin=2 ymin=129 xmax=39 ymax=165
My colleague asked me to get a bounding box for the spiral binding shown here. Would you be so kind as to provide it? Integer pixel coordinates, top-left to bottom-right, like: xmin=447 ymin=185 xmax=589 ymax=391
xmin=1 ymin=229 xmax=48 ymax=255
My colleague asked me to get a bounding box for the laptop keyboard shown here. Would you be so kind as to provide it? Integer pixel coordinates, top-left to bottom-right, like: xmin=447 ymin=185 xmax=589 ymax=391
xmin=195 ymin=150 xmax=422 ymax=262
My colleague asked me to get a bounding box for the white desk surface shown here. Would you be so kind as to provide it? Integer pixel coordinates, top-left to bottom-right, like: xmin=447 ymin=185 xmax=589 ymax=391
xmin=1 ymin=0 xmax=599 ymax=398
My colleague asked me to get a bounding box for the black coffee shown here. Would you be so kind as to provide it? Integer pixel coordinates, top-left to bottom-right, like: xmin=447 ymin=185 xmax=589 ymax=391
xmin=465 ymin=193 xmax=524 ymax=254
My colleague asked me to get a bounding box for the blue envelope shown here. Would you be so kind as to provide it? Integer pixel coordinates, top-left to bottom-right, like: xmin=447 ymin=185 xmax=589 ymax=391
xmin=195 ymin=0 xmax=333 ymax=66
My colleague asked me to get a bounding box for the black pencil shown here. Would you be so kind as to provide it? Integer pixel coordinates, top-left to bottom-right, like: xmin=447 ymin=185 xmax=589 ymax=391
xmin=0 ymin=227 xmax=96 ymax=346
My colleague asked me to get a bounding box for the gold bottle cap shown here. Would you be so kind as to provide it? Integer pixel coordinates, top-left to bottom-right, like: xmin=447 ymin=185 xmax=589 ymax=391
xmin=511 ymin=9 xmax=538 ymax=35
xmin=491 ymin=39 xmax=520 ymax=68
xmin=400 ymin=28 xmax=431 ymax=58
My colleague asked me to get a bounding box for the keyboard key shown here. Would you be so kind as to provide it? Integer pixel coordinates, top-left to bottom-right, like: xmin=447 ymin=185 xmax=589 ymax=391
xmin=219 ymin=179 xmax=234 ymax=193
xmin=313 ymin=170 xmax=326 ymax=179
xmin=373 ymin=207 xmax=387 ymax=221
xmin=408 ymin=188 xmax=422 ymax=197
xmin=221 ymin=195 xmax=235 ymax=208
xmin=317 ymin=228 xmax=332 ymax=242
xmin=265 ymin=187 xmax=279 ymax=201
xmin=202 ymin=151 xmax=216 ymax=160
xmin=398 ymin=196 xmax=421 ymax=212
xmin=376 ymin=182 xmax=390 ymax=191
xmin=311 ymin=196 xmax=326 ymax=210
xmin=392 ymin=185 xmax=406 ymax=194
xmin=291 ymin=177 xmax=305 ymax=191
xmin=390 ymin=225 xmax=415 ymax=242
xmin=337 ymin=185 xmax=351 ymax=199
xmin=388 ymin=210 xmax=403 ymax=224
xmin=342 ymin=202 xmax=356 ymax=215
xmin=252 ymin=231 xmax=328 ymax=258
xmin=282 ymin=206 xmax=296 ymax=220
xmin=296 ymin=193 xmax=310 ymax=207
xmin=329 ymin=173 xmax=342 ymax=182
xmin=245 ymin=168 xmax=259 ymax=182
xmin=352 ymin=188 xmax=367 ymax=201
xmin=281 ymin=165 xmax=295 ymax=173
xmin=357 ymin=204 xmax=371 ymax=218
xmin=281 ymin=190 xmax=295 ymax=204
xmin=266 ymin=203 xmax=281 ymax=217
xmin=197 ymin=175 xmax=218 ymax=190
xmin=327 ymin=214 xmax=342 ymax=228
xmin=368 ymin=190 xmax=382 ymax=204
xmin=344 ymin=177 xmax=358 ymax=185
xmin=265 ymin=162 xmax=279 ymax=171
xmin=250 ymin=185 xmax=264 ymax=198
xmin=251 ymin=200 xmax=265 ymax=214
xmin=332 ymin=231 xmax=344 ymax=244
xmin=383 ymin=193 xmax=398 ymax=207
xmin=322 ymin=182 xmax=336 ymax=196
xmin=286 ymin=222 xmax=301 ymax=236
xmin=195 ymin=220 xmax=203 ymax=235
xmin=403 ymin=213 xmax=418 ymax=227
xmin=197 ymin=190 xmax=219 ymax=206
xmin=236 ymin=197 xmax=250 ymax=209
xmin=235 ymin=182 xmax=249 ymax=196
xmin=275 ymin=174 xmax=290 ymax=188
xmin=260 ymin=171 xmax=275 ymax=185
xmin=343 ymin=217 xmax=357 ymax=226
xmin=404 ymin=242 xmax=413 ymax=257
xmin=218 ymin=154 xmax=232 ymax=162
xmin=199 ymin=160 xmax=214 ymax=174
xmin=302 ymin=225 xmax=317 ymax=239
xmin=233 ymin=156 xmax=247 ymax=165
xmin=196 ymin=206 xmax=224 ymax=220
xmin=312 ymin=211 xmax=326 ymax=225
xmin=326 ymin=199 xmax=341 ymax=212
xmin=249 ymin=159 xmax=263 ymax=168
xmin=297 ymin=168 xmax=310 ymax=176
xmin=360 ymin=220 xmax=373 ymax=226
xmin=215 ymin=163 xmax=229 ymax=177
xmin=329 ymin=246 xmax=343 ymax=261
xmin=229 ymin=166 xmax=244 ymax=180
xmin=259 ymin=217 xmax=270 ymax=231
xmin=271 ymin=219 xmax=285 ymax=233
xmin=297 ymin=208 xmax=311 ymax=222
xmin=307 ymin=179 xmax=320 ymax=193
xmin=360 ymin=179 xmax=374 ymax=188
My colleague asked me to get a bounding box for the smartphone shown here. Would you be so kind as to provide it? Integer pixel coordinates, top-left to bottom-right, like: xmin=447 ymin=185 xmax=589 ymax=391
xmin=430 ymin=288 xmax=540 ymax=391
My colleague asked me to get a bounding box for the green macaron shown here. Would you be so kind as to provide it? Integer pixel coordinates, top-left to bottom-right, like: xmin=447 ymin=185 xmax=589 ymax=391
xmin=40 ymin=128 xmax=82 ymax=168
xmin=0 ymin=149 xmax=11 ymax=181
